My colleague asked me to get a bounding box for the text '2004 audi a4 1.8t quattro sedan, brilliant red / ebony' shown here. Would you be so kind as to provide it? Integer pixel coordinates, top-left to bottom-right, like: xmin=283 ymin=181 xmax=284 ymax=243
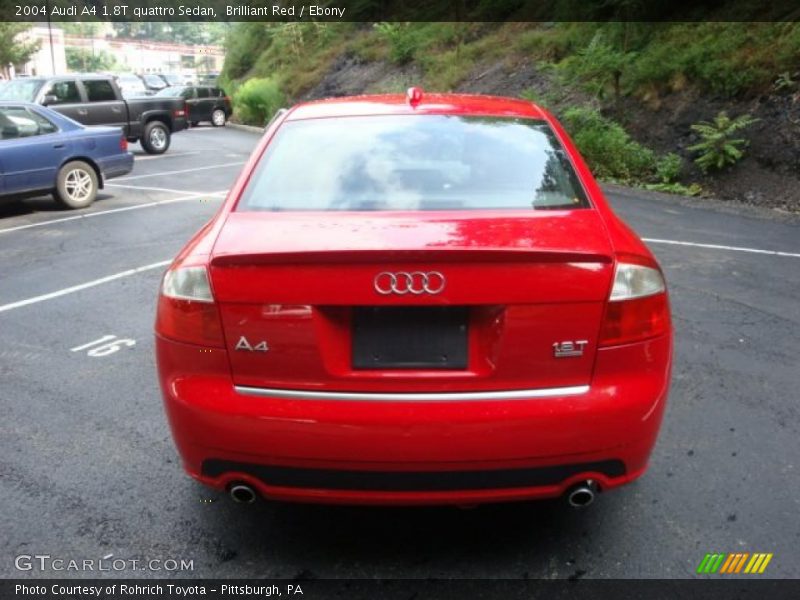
xmin=155 ymin=89 xmax=672 ymax=508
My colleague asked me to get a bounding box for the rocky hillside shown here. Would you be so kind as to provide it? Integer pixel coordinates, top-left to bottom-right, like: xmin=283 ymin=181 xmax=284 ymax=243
xmin=221 ymin=22 xmax=800 ymax=212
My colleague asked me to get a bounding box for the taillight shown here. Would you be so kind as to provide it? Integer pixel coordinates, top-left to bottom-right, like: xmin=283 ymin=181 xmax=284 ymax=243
xmin=120 ymin=136 xmax=128 ymax=152
xmin=174 ymin=103 xmax=186 ymax=117
xmin=599 ymin=262 xmax=670 ymax=347
xmin=156 ymin=266 xmax=225 ymax=348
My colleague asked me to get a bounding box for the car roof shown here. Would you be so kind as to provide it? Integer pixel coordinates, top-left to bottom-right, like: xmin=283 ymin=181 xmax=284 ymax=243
xmin=69 ymin=74 xmax=104 ymax=78
xmin=3 ymin=78 xmax=45 ymax=84
xmin=285 ymin=92 xmax=547 ymax=121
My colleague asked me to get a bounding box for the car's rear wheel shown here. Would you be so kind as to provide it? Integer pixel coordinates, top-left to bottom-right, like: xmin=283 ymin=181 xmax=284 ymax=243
xmin=211 ymin=109 xmax=227 ymax=127
xmin=53 ymin=161 xmax=98 ymax=209
xmin=141 ymin=121 xmax=170 ymax=154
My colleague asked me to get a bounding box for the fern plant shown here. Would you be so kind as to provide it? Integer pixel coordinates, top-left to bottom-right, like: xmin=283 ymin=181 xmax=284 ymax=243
xmin=688 ymin=112 xmax=759 ymax=173
xmin=773 ymin=72 xmax=796 ymax=92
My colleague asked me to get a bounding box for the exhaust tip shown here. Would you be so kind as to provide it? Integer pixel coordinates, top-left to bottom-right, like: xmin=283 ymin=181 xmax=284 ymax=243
xmin=229 ymin=483 xmax=257 ymax=504
xmin=566 ymin=481 xmax=597 ymax=508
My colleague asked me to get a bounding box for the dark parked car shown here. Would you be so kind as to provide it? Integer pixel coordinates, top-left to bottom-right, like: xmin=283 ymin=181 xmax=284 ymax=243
xmin=156 ymin=85 xmax=231 ymax=127
xmin=0 ymin=102 xmax=133 ymax=209
xmin=115 ymin=73 xmax=149 ymax=98
xmin=139 ymin=73 xmax=168 ymax=94
xmin=158 ymin=73 xmax=184 ymax=87
xmin=0 ymin=75 xmax=188 ymax=154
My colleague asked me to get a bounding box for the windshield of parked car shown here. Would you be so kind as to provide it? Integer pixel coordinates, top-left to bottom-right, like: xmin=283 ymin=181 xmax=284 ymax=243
xmin=116 ymin=75 xmax=145 ymax=88
xmin=142 ymin=75 xmax=164 ymax=87
xmin=237 ymin=115 xmax=590 ymax=212
xmin=0 ymin=79 xmax=43 ymax=102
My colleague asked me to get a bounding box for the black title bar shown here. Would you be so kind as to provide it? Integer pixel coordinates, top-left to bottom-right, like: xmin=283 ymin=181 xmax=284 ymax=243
xmin=1 ymin=0 xmax=800 ymax=22
xmin=4 ymin=579 xmax=800 ymax=600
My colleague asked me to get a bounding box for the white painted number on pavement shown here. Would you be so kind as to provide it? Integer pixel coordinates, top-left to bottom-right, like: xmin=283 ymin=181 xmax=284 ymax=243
xmin=70 ymin=335 xmax=136 ymax=357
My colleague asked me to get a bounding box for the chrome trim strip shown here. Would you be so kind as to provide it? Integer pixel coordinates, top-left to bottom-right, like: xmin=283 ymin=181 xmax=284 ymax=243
xmin=234 ymin=384 xmax=590 ymax=402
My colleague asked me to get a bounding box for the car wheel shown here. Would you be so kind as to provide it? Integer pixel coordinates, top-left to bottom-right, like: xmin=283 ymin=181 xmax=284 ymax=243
xmin=142 ymin=121 xmax=171 ymax=154
xmin=53 ymin=161 xmax=98 ymax=209
xmin=211 ymin=109 xmax=227 ymax=127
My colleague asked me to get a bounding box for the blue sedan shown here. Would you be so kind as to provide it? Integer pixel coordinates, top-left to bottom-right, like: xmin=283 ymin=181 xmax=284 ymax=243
xmin=0 ymin=101 xmax=133 ymax=209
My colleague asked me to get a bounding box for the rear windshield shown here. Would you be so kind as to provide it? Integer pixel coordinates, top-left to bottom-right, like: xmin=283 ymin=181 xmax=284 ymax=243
xmin=237 ymin=115 xmax=589 ymax=212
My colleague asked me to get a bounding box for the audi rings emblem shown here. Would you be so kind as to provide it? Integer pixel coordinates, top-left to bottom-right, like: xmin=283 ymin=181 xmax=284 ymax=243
xmin=374 ymin=271 xmax=446 ymax=295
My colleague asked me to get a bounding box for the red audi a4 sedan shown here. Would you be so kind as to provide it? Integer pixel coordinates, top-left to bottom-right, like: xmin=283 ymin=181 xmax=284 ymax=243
xmin=155 ymin=89 xmax=672 ymax=508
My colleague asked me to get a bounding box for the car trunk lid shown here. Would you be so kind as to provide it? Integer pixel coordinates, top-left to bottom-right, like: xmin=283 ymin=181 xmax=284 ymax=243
xmin=210 ymin=210 xmax=613 ymax=393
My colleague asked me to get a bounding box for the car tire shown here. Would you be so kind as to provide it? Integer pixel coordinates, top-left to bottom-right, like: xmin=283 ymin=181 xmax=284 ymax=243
xmin=53 ymin=161 xmax=99 ymax=209
xmin=190 ymin=121 xmax=199 ymax=127
xmin=141 ymin=121 xmax=171 ymax=154
xmin=211 ymin=109 xmax=227 ymax=127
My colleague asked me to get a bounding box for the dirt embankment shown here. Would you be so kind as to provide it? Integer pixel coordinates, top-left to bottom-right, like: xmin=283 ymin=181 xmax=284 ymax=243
xmin=303 ymin=54 xmax=800 ymax=213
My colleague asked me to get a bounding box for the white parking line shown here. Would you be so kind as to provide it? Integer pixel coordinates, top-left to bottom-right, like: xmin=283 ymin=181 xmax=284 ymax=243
xmin=134 ymin=152 xmax=200 ymax=161
xmin=112 ymin=161 xmax=245 ymax=181
xmin=0 ymin=261 xmax=171 ymax=314
xmin=106 ymin=183 xmax=222 ymax=195
xmin=643 ymin=238 xmax=800 ymax=258
xmin=0 ymin=190 xmax=227 ymax=235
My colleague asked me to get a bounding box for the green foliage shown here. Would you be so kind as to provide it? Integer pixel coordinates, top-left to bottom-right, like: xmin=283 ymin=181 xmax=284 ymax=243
xmin=222 ymin=23 xmax=271 ymax=81
xmin=532 ymin=22 xmax=799 ymax=99
xmin=519 ymin=88 xmax=543 ymax=104
xmin=222 ymin=23 xmax=353 ymax=98
xmin=688 ymin=112 xmax=759 ymax=173
xmin=111 ymin=23 xmax=226 ymax=46
xmin=233 ymin=78 xmax=285 ymax=126
xmin=644 ymin=182 xmax=702 ymax=196
xmin=627 ymin=23 xmax=799 ymax=96
xmin=655 ymin=153 xmax=683 ymax=183
xmin=60 ymin=23 xmax=103 ymax=37
xmin=773 ymin=72 xmax=796 ymax=92
xmin=559 ymin=29 xmax=636 ymax=100
xmin=519 ymin=86 xmax=568 ymax=110
xmin=0 ymin=24 xmax=40 ymax=76
xmin=560 ymin=107 xmax=656 ymax=182
xmin=374 ymin=23 xmax=422 ymax=64
xmin=66 ymin=48 xmax=117 ymax=73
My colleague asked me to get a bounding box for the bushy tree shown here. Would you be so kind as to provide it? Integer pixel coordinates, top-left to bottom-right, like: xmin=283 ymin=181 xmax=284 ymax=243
xmin=0 ymin=24 xmax=40 ymax=78
xmin=561 ymin=106 xmax=656 ymax=182
xmin=233 ymin=77 xmax=284 ymax=126
xmin=569 ymin=30 xmax=634 ymax=101
xmin=66 ymin=48 xmax=118 ymax=73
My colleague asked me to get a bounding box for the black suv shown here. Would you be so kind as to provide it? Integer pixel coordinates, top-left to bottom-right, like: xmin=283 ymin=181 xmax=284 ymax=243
xmin=156 ymin=86 xmax=232 ymax=127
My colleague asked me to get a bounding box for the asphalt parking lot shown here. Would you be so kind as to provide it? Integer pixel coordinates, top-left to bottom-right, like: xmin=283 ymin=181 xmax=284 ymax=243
xmin=1 ymin=125 xmax=798 ymax=580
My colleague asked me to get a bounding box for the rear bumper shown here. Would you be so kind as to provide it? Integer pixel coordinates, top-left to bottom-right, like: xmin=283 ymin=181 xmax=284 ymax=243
xmin=98 ymin=153 xmax=134 ymax=181
xmin=156 ymin=334 xmax=671 ymax=505
xmin=172 ymin=116 xmax=188 ymax=132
